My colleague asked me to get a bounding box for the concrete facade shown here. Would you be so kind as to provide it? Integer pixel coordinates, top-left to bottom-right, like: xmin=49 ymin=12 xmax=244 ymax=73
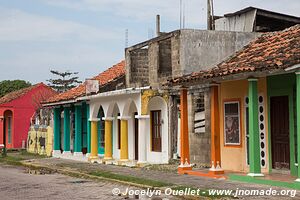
xmin=126 ymin=30 xmax=259 ymax=88
xmin=125 ymin=29 xmax=258 ymax=166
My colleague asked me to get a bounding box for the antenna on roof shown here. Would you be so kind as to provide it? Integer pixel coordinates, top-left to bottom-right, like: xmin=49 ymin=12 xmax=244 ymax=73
xmin=183 ymin=0 xmax=186 ymax=29
xmin=125 ymin=29 xmax=129 ymax=48
xmin=180 ymin=0 xmax=183 ymax=29
xmin=207 ymin=0 xmax=215 ymax=30
xmin=211 ymin=0 xmax=215 ymax=30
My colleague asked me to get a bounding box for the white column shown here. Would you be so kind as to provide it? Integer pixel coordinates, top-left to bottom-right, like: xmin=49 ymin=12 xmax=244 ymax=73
xmin=135 ymin=115 xmax=149 ymax=164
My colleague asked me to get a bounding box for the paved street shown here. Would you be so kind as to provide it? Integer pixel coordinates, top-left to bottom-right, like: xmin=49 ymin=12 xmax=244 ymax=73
xmin=30 ymin=158 xmax=299 ymax=191
xmin=0 ymin=162 xmax=299 ymax=200
xmin=0 ymin=165 xmax=178 ymax=200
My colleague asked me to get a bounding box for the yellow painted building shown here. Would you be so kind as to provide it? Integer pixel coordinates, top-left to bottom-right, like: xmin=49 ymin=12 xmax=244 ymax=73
xmin=27 ymin=126 xmax=53 ymax=157
xmin=219 ymin=78 xmax=269 ymax=173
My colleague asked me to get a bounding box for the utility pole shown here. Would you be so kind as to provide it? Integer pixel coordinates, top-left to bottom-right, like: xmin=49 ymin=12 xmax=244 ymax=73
xmin=207 ymin=0 xmax=215 ymax=30
xmin=207 ymin=0 xmax=212 ymax=30
xmin=125 ymin=29 xmax=128 ymax=48
xmin=180 ymin=0 xmax=183 ymax=29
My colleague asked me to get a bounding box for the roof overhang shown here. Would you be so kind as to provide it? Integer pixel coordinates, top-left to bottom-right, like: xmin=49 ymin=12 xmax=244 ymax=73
xmin=78 ymin=86 xmax=150 ymax=101
xmin=43 ymin=86 xmax=151 ymax=107
xmin=42 ymin=99 xmax=77 ymax=107
xmin=166 ymin=68 xmax=293 ymax=89
xmin=284 ymin=63 xmax=300 ymax=72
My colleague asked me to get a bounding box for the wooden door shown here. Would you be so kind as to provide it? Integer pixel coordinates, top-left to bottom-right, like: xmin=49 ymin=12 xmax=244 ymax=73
xmin=134 ymin=112 xmax=139 ymax=160
xmin=270 ymin=96 xmax=290 ymax=169
xmin=151 ymin=110 xmax=162 ymax=152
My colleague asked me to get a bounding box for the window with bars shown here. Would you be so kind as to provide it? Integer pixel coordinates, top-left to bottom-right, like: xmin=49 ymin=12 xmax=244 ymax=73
xmin=194 ymin=93 xmax=205 ymax=133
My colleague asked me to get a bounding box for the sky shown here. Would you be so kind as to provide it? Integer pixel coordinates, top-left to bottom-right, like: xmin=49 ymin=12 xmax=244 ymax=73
xmin=0 ymin=0 xmax=299 ymax=84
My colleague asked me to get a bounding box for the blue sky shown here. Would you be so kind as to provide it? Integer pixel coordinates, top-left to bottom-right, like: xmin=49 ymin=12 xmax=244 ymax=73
xmin=0 ymin=0 xmax=299 ymax=84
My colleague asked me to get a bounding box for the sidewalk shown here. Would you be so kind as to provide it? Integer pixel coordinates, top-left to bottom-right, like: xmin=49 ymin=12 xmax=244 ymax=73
xmin=23 ymin=157 xmax=294 ymax=192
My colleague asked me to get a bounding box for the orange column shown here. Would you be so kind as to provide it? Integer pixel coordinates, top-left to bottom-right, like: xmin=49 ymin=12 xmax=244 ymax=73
xmin=209 ymin=85 xmax=224 ymax=175
xmin=178 ymin=88 xmax=192 ymax=174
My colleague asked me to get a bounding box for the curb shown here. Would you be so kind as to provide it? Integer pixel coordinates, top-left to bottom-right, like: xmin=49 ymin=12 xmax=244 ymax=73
xmin=20 ymin=161 xmax=205 ymax=200
xmin=21 ymin=161 xmax=156 ymax=189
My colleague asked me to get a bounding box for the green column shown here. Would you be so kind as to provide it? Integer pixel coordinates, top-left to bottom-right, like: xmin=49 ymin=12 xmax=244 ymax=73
xmin=53 ymin=107 xmax=61 ymax=151
xmin=86 ymin=104 xmax=91 ymax=154
xmin=74 ymin=104 xmax=82 ymax=153
xmin=63 ymin=106 xmax=71 ymax=152
xmin=248 ymin=78 xmax=263 ymax=176
xmin=296 ymin=72 xmax=300 ymax=182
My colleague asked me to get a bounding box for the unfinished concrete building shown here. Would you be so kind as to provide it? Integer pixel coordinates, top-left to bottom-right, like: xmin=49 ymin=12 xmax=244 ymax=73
xmin=125 ymin=29 xmax=259 ymax=166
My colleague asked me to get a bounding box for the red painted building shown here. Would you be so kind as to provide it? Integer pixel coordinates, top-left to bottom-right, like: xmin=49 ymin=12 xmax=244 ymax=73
xmin=0 ymin=83 xmax=56 ymax=149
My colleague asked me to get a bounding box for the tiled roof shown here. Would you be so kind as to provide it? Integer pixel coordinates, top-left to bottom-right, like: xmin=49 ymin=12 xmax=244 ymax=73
xmin=0 ymin=83 xmax=54 ymax=105
xmin=168 ymin=25 xmax=300 ymax=85
xmin=45 ymin=60 xmax=125 ymax=104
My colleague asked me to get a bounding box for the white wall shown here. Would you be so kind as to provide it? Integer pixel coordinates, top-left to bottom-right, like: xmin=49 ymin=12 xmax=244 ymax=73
xmin=88 ymin=91 xmax=169 ymax=164
xmin=112 ymin=117 xmax=120 ymax=159
xmin=147 ymin=96 xmax=169 ymax=164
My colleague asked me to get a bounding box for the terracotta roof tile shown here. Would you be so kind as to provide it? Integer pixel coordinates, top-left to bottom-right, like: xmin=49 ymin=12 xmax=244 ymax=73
xmin=168 ymin=25 xmax=300 ymax=85
xmin=0 ymin=83 xmax=55 ymax=105
xmin=45 ymin=60 xmax=125 ymax=104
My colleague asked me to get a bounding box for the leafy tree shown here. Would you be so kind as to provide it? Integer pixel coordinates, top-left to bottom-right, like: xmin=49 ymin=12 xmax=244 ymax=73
xmin=47 ymin=70 xmax=82 ymax=93
xmin=0 ymin=80 xmax=32 ymax=97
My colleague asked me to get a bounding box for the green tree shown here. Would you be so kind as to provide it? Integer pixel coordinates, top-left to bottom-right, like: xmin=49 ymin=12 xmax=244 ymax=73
xmin=47 ymin=70 xmax=82 ymax=93
xmin=0 ymin=80 xmax=32 ymax=97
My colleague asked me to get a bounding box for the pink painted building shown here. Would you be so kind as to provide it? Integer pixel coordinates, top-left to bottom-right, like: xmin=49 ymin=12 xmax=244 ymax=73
xmin=0 ymin=83 xmax=56 ymax=149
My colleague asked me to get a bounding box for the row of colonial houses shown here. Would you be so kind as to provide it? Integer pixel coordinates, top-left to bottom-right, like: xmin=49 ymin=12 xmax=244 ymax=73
xmin=41 ymin=7 xmax=300 ymax=185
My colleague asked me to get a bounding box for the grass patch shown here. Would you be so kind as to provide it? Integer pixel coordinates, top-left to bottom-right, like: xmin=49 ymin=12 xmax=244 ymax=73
xmin=0 ymin=155 xmax=23 ymax=166
xmin=89 ymin=170 xmax=173 ymax=188
xmin=0 ymin=151 xmax=47 ymax=166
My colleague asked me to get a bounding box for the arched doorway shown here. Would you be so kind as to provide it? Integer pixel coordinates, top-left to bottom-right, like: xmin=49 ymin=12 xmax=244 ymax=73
xmin=97 ymin=106 xmax=105 ymax=155
xmin=124 ymin=100 xmax=138 ymax=161
xmin=110 ymin=103 xmax=120 ymax=159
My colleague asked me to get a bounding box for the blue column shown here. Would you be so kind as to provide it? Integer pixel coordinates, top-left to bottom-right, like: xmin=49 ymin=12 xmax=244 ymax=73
xmin=53 ymin=107 xmax=61 ymax=151
xmin=74 ymin=104 xmax=82 ymax=153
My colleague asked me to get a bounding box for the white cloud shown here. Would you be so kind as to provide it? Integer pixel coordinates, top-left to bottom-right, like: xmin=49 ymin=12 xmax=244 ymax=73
xmin=0 ymin=6 xmax=125 ymax=83
xmin=41 ymin=0 xmax=300 ymax=29
xmin=41 ymin=0 xmax=207 ymax=27
xmin=0 ymin=7 xmax=121 ymax=41
xmin=1 ymin=0 xmax=299 ymax=83
xmin=0 ymin=43 xmax=123 ymax=83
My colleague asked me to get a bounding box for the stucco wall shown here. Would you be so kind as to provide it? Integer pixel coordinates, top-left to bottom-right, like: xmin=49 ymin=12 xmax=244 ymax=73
xmin=27 ymin=126 xmax=53 ymax=156
xmin=180 ymin=30 xmax=259 ymax=74
xmin=147 ymin=96 xmax=169 ymax=164
xmin=0 ymin=84 xmax=56 ymax=148
xmin=219 ymin=78 xmax=269 ymax=173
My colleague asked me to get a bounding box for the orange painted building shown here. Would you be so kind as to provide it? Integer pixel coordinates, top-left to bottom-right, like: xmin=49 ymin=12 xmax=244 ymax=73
xmin=167 ymin=25 xmax=300 ymax=183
